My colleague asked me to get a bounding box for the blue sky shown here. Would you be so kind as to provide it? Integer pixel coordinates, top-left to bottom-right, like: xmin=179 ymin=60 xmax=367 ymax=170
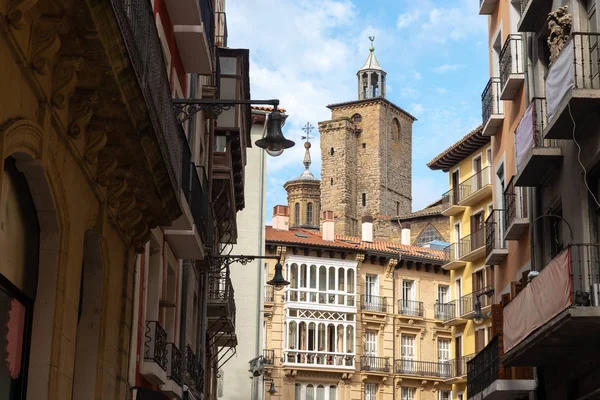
xmin=227 ymin=0 xmax=490 ymax=223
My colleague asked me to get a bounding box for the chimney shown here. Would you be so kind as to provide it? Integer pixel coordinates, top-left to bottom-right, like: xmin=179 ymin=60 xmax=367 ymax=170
xmin=361 ymin=216 xmax=373 ymax=242
xmin=322 ymin=211 xmax=334 ymax=241
xmin=272 ymin=205 xmax=289 ymax=231
xmin=401 ymin=223 xmax=411 ymax=245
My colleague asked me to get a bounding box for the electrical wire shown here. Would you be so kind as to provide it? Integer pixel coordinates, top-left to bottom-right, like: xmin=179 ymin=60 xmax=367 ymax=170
xmin=568 ymin=103 xmax=600 ymax=208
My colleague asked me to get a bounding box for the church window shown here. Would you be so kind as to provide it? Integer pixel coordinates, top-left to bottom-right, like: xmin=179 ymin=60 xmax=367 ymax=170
xmin=330 ymin=147 xmax=335 ymax=156
xmin=396 ymin=201 xmax=401 ymax=215
xmin=414 ymin=224 xmax=444 ymax=246
xmin=352 ymin=113 xmax=362 ymax=123
xmin=295 ymin=203 xmax=300 ymax=225
xmin=307 ymin=203 xmax=313 ymax=225
xmin=391 ymin=118 xmax=401 ymax=141
xmin=362 ymin=193 xmax=366 ymax=207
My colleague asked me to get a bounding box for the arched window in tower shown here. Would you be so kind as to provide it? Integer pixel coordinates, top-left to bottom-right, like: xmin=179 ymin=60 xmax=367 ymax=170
xmin=352 ymin=114 xmax=362 ymax=123
xmin=391 ymin=118 xmax=401 ymax=141
xmin=307 ymin=203 xmax=313 ymax=225
xmin=294 ymin=203 xmax=300 ymax=226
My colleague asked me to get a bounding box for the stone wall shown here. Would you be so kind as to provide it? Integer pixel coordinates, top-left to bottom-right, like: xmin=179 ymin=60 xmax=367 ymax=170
xmin=320 ymin=99 xmax=413 ymax=240
xmin=285 ymin=179 xmax=321 ymax=228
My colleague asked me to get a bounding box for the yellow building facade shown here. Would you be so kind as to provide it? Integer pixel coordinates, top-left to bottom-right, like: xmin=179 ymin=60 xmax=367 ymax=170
xmin=428 ymin=126 xmax=496 ymax=400
xmin=261 ymin=207 xmax=459 ymax=400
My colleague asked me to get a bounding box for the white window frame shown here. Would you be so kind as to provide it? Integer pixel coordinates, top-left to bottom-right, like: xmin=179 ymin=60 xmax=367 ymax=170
xmin=401 ymin=387 xmax=416 ymax=400
xmin=364 ymin=383 xmax=378 ymax=400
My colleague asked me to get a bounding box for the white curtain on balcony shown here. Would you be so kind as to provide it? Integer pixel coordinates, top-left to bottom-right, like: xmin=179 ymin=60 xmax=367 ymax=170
xmin=515 ymin=103 xmax=534 ymax=172
xmin=546 ymin=41 xmax=574 ymax=123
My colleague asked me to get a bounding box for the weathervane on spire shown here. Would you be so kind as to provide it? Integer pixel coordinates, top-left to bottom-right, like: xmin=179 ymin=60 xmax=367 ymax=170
xmin=369 ymin=36 xmax=375 ymax=51
xmin=301 ymin=122 xmax=314 ymax=170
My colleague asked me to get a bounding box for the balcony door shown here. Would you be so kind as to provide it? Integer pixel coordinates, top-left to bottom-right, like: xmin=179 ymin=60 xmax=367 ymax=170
xmin=455 ymin=279 xmax=462 ymax=314
xmin=438 ymin=338 xmax=451 ymax=377
xmin=437 ymin=285 xmax=450 ymax=320
xmin=401 ymin=280 xmax=416 ymax=314
xmin=473 ymin=156 xmax=482 ymax=191
xmin=364 ymin=330 xmax=377 ymax=369
xmin=401 ymin=334 xmax=416 ymax=373
xmin=470 ymin=212 xmax=484 ymax=250
xmin=452 ymin=170 xmax=460 ymax=204
xmin=365 ymin=275 xmax=379 ymax=310
xmin=455 ymin=335 xmax=463 ymax=375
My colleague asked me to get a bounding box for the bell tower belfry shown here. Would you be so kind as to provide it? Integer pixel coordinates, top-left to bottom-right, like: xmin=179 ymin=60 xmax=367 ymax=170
xmin=319 ymin=37 xmax=415 ymax=240
xmin=358 ymin=36 xmax=386 ymax=100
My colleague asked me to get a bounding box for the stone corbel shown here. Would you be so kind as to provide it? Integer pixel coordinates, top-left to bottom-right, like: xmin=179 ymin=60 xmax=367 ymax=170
xmin=421 ymin=380 xmax=427 ymax=391
xmin=97 ymin=149 xmax=117 ymax=186
xmin=31 ymin=23 xmax=61 ymax=75
xmin=68 ymin=91 xmax=98 ymax=138
xmin=360 ymin=374 xmax=368 ymax=383
xmin=380 ymin=376 xmax=387 ymax=386
xmin=356 ymin=253 xmax=365 ymax=263
xmin=394 ymin=377 xmax=402 ymax=390
xmin=7 ymin=0 xmax=38 ymax=29
xmin=420 ymin=327 xmax=427 ymax=340
xmin=107 ymin=168 xmax=132 ymax=210
xmin=51 ymin=56 xmax=84 ymax=108
xmin=276 ymin=246 xmax=287 ymax=260
xmin=432 ymin=381 xmax=439 ymax=393
xmin=385 ymin=258 xmax=397 ymax=278
xmin=85 ymin=123 xmax=110 ymax=165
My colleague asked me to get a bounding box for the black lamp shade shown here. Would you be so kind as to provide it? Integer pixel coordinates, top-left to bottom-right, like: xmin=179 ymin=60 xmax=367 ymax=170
xmin=255 ymin=109 xmax=295 ymax=156
xmin=266 ymin=261 xmax=290 ymax=291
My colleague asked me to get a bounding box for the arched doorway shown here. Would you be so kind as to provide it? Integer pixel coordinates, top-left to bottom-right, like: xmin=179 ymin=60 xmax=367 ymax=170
xmin=0 ymin=156 xmax=40 ymax=398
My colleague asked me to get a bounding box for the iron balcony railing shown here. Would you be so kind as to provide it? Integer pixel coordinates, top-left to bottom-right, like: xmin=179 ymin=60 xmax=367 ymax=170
xmin=215 ymin=11 xmax=228 ymax=47
xmin=472 ymin=285 xmax=494 ymax=309
xmin=515 ymin=97 xmax=558 ymax=173
xmin=567 ymin=244 xmax=600 ymax=303
xmin=166 ymin=343 xmax=182 ymax=385
xmin=362 ymin=294 xmax=387 ymax=313
xmin=263 ymin=349 xmax=275 ymax=365
xmin=499 ymin=34 xmax=524 ymax=88
xmin=398 ymin=299 xmax=424 ymax=317
xmin=443 ymin=242 xmax=463 ymax=264
xmin=185 ymin=345 xmax=199 ymax=384
xmin=441 ymin=186 xmax=469 ymax=212
xmin=395 ymin=359 xmax=453 ymax=378
xmin=435 ymin=301 xmax=455 ymax=321
xmin=459 ymin=166 xmax=491 ymax=200
xmin=570 ymin=32 xmax=600 ymax=90
xmin=197 ymin=363 xmax=204 ymax=394
xmin=485 ymin=209 xmax=506 ymax=256
xmin=458 ymin=293 xmax=474 ymax=316
xmin=264 ymin=285 xmax=274 ymax=302
xmin=453 ymin=353 xmax=475 ymax=377
xmin=200 ymin=0 xmax=215 ymax=51
xmin=208 ymin=267 xmax=237 ymax=327
xmin=504 ymin=177 xmax=528 ymax=229
xmin=360 ymin=356 xmax=391 ymax=372
xmin=460 ymin=227 xmax=486 ymax=257
xmin=110 ymin=0 xmax=182 ymax=195
xmin=144 ymin=321 xmax=168 ymax=371
xmin=482 ymin=77 xmax=503 ymax=124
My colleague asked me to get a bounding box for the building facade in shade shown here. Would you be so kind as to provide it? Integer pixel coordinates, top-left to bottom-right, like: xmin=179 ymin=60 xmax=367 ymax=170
xmin=220 ymin=106 xmax=288 ymax=400
xmin=471 ymin=0 xmax=600 ymax=399
xmin=319 ymin=40 xmax=416 ymax=240
xmin=262 ymin=208 xmax=459 ymax=400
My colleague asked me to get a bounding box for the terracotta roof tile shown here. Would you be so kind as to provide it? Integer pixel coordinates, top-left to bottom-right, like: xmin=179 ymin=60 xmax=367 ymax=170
xmin=251 ymin=105 xmax=287 ymax=113
xmin=266 ymin=226 xmax=445 ymax=261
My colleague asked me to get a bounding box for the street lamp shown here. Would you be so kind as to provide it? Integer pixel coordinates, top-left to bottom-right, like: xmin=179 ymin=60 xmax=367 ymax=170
xmin=266 ymin=260 xmax=290 ymax=291
xmin=468 ymin=288 xmax=495 ymax=325
xmin=266 ymin=379 xmax=277 ymax=395
xmin=213 ymin=255 xmax=290 ymax=290
xmin=173 ymin=99 xmax=295 ymax=156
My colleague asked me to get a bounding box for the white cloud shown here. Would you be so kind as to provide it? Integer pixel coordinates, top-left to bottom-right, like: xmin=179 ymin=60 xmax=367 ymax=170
xmin=436 ymin=87 xmax=448 ymax=94
xmin=410 ymin=103 xmax=425 ymax=115
xmin=432 ymin=64 xmax=465 ymax=74
xmin=399 ymin=87 xmax=419 ymax=98
xmin=396 ymin=10 xmax=420 ymax=29
xmin=414 ymin=72 xmax=421 ymax=80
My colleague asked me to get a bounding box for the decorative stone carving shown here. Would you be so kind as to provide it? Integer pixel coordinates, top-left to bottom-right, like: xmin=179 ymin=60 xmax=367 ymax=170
xmin=394 ymin=377 xmax=402 ymax=389
xmin=85 ymin=123 xmax=110 ymax=164
xmin=68 ymin=92 xmax=98 ymax=138
xmin=420 ymin=380 xmax=427 ymax=390
xmin=31 ymin=26 xmax=61 ymax=75
xmin=432 ymin=381 xmax=439 ymax=392
xmin=547 ymin=6 xmax=572 ymax=66
xmin=7 ymin=0 xmax=38 ymax=29
xmin=52 ymin=56 xmax=83 ymax=109
xmin=107 ymin=168 xmax=132 ymax=210
xmin=97 ymin=150 xmax=117 ymax=186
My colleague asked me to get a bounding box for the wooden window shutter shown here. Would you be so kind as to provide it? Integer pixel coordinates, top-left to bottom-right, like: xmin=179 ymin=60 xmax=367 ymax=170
xmin=475 ymin=329 xmax=485 ymax=353
xmin=485 ymin=266 xmax=494 ymax=288
xmin=490 ymin=304 xmax=504 ymax=337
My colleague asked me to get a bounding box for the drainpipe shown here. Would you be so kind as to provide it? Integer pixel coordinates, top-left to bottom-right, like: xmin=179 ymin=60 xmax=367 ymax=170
xmin=180 ymin=261 xmax=189 ymax=388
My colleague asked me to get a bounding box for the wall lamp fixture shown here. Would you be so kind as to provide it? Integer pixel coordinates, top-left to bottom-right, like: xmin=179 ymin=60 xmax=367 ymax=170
xmin=173 ymin=99 xmax=295 ymax=156
xmin=212 ymin=255 xmax=290 ymax=290
xmin=468 ymin=287 xmax=495 ymax=325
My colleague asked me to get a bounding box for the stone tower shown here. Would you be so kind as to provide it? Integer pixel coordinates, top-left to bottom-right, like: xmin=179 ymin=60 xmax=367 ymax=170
xmin=319 ymin=38 xmax=415 ymax=239
xmin=284 ymin=132 xmax=321 ymax=230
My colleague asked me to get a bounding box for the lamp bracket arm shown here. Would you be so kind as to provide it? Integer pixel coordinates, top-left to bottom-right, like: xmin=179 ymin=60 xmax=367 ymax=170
xmin=173 ymin=99 xmax=280 ymax=124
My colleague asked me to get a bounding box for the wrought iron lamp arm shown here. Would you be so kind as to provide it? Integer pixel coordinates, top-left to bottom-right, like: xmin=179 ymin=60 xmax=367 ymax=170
xmin=173 ymin=99 xmax=280 ymax=124
xmin=212 ymin=255 xmax=281 ymax=271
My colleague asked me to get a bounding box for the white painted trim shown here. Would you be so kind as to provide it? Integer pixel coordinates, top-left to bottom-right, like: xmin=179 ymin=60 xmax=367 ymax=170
xmin=472 ymin=151 xmax=484 ymax=175
xmin=451 ymin=166 xmax=461 ymax=188
xmin=285 ymin=255 xmax=358 ymax=268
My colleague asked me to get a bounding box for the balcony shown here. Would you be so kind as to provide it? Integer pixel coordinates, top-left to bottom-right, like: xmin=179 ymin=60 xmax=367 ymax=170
xmin=518 ymin=0 xmax=552 ymax=32
xmin=215 ymin=11 xmax=228 ymax=47
xmin=448 ymin=354 xmax=475 ymax=383
xmin=361 ymin=294 xmax=387 ymax=313
xmin=481 ymin=77 xmax=504 ymax=136
xmin=360 ymin=356 xmax=391 ymax=373
xmin=467 ymin=335 xmax=535 ymax=400
xmin=286 ymin=289 xmax=356 ymax=307
xmin=164 ymin=154 xmax=210 ymax=260
xmin=499 ymin=34 xmax=525 ymax=100
xmin=460 ymin=228 xmax=486 ymax=262
xmin=263 ymin=349 xmax=276 ymax=366
xmin=479 ymin=0 xmax=498 ymax=15
xmin=544 ymin=32 xmax=600 ymax=140
xmin=485 ymin=210 xmax=508 ymax=265
xmin=442 ymin=243 xmax=467 ymax=270
xmin=503 ymin=244 xmax=600 ymax=367
xmin=504 ymin=177 xmax=529 ymax=240
xmin=162 ymin=343 xmax=183 ymax=398
xmin=438 ymin=298 xmax=471 ymax=326
xmin=207 ymin=269 xmax=237 ymax=332
xmin=395 ymin=359 xmax=453 ymax=379
xmin=172 ymin=0 xmax=214 ymax=74
xmin=284 ymin=350 xmax=355 ymax=369
xmin=515 ymin=97 xmax=562 ymax=187
xmin=142 ymin=321 xmax=168 ymax=385
xmin=264 ymin=286 xmax=274 ymax=303
xmin=458 ymin=166 xmax=492 ymax=207
xmin=184 ymin=346 xmax=199 ymax=388
xmin=435 ymin=302 xmax=455 ymax=322
xmin=441 ymin=187 xmax=467 ymax=216
xmin=458 ymin=293 xmax=475 ymax=318
xmin=398 ymin=299 xmax=424 ymax=318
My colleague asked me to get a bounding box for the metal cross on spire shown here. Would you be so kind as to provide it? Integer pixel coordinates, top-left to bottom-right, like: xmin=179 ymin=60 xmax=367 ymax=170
xmin=301 ymin=122 xmax=315 ymax=143
xmin=369 ymin=36 xmax=375 ymax=51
